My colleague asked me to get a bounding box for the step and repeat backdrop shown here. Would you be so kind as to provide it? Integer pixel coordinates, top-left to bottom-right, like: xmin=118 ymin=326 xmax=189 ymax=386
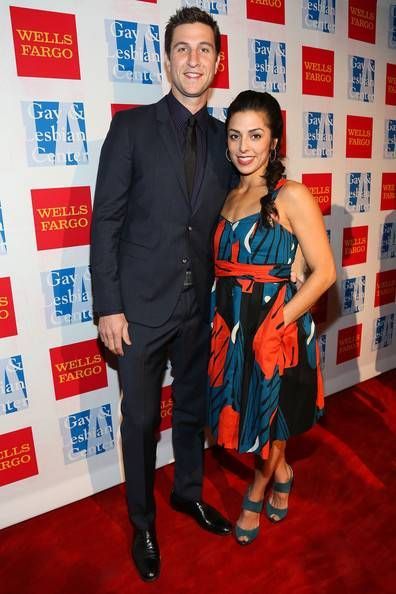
xmin=0 ymin=0 xmax=395 ymax=528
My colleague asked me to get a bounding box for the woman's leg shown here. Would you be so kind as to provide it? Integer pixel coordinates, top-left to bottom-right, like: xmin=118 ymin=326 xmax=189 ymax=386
xmin=266 ymin=450 xmax=293 ymax=521
xmin=236 ymin=440 xmax=286 ymax=542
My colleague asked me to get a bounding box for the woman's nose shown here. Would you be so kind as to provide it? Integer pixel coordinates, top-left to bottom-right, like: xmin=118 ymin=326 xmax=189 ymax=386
xmin=239 ymin=136 xmax=249 ymax=152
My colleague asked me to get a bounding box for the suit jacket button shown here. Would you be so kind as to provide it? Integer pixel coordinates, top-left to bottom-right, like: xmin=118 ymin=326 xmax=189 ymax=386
xmin=187 ymin=226 xmax=192 ymax=231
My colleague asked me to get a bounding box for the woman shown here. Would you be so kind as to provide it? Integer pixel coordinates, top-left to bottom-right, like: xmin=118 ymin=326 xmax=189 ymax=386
xmin=207 ymin=90 xmax=336 ymax=545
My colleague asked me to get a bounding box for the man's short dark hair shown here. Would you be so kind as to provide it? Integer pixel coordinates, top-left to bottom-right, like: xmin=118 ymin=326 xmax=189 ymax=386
xmin=164 ymin=7 xmax=221 ymax=57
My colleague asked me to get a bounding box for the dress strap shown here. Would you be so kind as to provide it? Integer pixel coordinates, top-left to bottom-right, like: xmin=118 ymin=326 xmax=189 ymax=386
xmin=272 ymin=177 xmax=287 ymax=200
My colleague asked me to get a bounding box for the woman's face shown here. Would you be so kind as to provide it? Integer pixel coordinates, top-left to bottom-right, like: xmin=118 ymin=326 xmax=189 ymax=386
xmin=227 ymin=109 xmax=277 ymax=178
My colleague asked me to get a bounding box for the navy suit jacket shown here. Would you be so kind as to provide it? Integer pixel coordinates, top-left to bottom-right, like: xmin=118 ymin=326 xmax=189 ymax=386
xmin=90 ymin=96 xmax=233 ymax=327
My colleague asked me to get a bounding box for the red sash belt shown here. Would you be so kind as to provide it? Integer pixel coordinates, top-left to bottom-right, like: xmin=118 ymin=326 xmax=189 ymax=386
xmin=215 ymin=260 xmax=287 ymax=283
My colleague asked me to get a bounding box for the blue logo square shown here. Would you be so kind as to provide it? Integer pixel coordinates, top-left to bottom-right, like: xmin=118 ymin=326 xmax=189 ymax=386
xmin=379 ymin=223 xmax=396 ymax=259
xmin=181 ymin=0 xmax=228 ymax=14
xmin=41 ymin=266 xmax=93 ymax=328
xmin=0 ymin=202 xmax=6 ymax=255
xmin=249 ymin=39 xmax=286 ymax=93
xmin=346 ymin=172 xmax=371 ymax=212
xmin=106 ymin=20 xmax=162 ymax=85
xmin=389 ymin=4 xmax=396 ymax=48
xmin=341 ymin=276 xmax=366 ymax=315
xmin=0 ymin=355 xmax=28 ymax=416
xmin=60 ymin=404 xmax=115 ymax=464
xmin=318 ymin=334 xmax=327 ymax=370
xmin=372 ymin=314 xmax=394 ymax=350
xmin=303 ymin=112 xmax=334 ymax=158
xmin=302 ymin=0 xmax=336 ymax=33
xmin=384 ymin=119 xmax=396 ymax=158
xmin=348 ymin=56 xmax=375 ymax=102
xmin=207 ymin=107 xmax=228 ymax=122
xmin=22 ymin=101 xmax=88 ymax=167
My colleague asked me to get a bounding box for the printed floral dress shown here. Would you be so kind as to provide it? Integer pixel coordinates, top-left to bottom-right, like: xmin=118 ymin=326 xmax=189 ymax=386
xmin=208 ymin=180 xmax=324 ymax=459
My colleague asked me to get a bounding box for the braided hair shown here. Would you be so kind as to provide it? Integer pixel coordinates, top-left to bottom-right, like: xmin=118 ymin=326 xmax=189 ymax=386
xmin=225 ymin=90 xmax=285 ymax=227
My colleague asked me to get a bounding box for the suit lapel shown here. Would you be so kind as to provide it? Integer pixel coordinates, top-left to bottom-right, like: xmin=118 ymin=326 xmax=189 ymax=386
xmin=156 ymin=98 xmax=189 ymax=202
xmin=192 ymin=116 xmax=224 ymax=215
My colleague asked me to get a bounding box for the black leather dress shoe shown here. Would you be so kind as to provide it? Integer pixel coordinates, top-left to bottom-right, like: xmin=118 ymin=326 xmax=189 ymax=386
xmin=170 ymin=491 xmax=232 ymax=536
xmin=132 ymin=528 xmax=160 ymax=582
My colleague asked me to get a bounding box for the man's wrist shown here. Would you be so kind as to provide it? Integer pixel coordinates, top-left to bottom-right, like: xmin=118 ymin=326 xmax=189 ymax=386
xmin=96 ymin=310 xmax=124 ymax=317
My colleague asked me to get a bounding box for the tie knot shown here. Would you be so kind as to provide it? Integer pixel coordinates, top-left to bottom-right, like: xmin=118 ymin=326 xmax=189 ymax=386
xmin=186 ymin=116 xmax=196 ymax=130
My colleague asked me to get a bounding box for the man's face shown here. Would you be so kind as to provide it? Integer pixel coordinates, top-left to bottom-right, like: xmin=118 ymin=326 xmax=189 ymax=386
xmin=165 ymin=23 xmax=220 ymax=105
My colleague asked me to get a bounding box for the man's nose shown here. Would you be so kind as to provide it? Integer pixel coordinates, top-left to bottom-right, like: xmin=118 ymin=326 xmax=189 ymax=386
xmin=187 ymin=48 xmax=199 ymax=66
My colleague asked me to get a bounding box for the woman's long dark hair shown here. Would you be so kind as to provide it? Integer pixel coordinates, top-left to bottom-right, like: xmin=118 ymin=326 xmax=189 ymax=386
xmin=226 ymin=90 xmax=285 ymax=227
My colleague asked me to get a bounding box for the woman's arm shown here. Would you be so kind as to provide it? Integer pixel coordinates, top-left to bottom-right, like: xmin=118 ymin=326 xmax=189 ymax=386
xmin=279 ymin=181 xmax=336 ymax=326
xmin=290 ymin=245 xmax=307 ymax=289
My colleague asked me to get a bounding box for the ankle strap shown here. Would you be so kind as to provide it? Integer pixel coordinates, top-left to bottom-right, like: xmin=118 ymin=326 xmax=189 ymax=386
xmin=242 ymin=492 xmax=263 ymax=513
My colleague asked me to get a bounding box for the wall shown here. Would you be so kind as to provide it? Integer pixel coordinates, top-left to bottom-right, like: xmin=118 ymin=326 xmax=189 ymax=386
xmin=0 ymin=0 xmax=395 ymax=528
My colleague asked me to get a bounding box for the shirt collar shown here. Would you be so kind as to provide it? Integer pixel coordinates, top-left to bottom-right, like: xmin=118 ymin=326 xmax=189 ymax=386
xmin=166 ymin=91 xmax=209 ymax=132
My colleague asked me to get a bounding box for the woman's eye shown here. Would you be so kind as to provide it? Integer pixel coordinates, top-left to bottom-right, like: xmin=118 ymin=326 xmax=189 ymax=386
xmin=229 ymin=134 xmax=239 ymax=141
xmin=251 ymin=134 xmax=262 ymax=140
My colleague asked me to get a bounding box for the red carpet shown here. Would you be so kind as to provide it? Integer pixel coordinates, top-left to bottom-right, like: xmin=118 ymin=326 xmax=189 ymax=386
xmin=1 ymin=370 xmax=395 ymax=594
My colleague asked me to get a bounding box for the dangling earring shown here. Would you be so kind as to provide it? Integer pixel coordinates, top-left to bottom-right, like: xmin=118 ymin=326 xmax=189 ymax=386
xmin=269 ymin=148 xmax=277 ymax=162
xmin=225 ymin=148 xmax=232 ymax=162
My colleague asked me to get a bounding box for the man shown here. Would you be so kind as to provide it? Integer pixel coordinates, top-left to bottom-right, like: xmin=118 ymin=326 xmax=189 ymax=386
xmin=91 ymin=7 xmax=233 ymax=583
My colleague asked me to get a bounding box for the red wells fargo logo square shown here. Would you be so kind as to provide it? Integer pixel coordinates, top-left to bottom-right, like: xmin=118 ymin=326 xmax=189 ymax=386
xmin=160 ymin=385 xmax=173 ymax=432
xmin=342 ymin=226 xmax=368 ymax=266
xmin=381 ymin=173 xmax=396 ymax=211
xmin=111 ymin=104 xmax=140 ymax=117
xmin=50 ymin=339 xmax=108 ymax=400
xmin=346 ymin=115 xmax=373 ymax=159
xmin=212 ymin=35 xmax=229 ymax=89
xmin=0 ymin=277 xmax=17 ymax=338
xmin=348 ymin=0 xmax=377 ymax=44
xmin=246 ymin=0 xmax=285 ymax=24
xmin=0 ymin=427 xmax=39 ymax=487
xmin=374 ymin=270 xmax=396 ymax=307
xmin=302 ymin=173 xmax=332 ymax=216
xmin=336 ymin=323 xmax=363 ymax=364
xmin=10 ymin=6 xmax=81 ymax=79
xmin=386 ymin=63 xmax=396 ymax=106
xmin=302 ymin=46 xmax=334 ymax=97
xmin=31 ymin=186 xmax=92 ymax=250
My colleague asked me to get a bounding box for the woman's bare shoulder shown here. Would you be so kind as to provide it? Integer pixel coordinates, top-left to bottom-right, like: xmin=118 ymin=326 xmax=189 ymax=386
xmin=279 ymin=180 xmax=316 ymax=207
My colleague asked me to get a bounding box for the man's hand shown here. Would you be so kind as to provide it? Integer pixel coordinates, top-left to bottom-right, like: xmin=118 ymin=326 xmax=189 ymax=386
xmin=291 ymin=246 xmax=307 ymax=290
xmin=98 ymin=313 xmax=131 ymax=356
xmin=290 ymin=269 xmax=306 ymax=290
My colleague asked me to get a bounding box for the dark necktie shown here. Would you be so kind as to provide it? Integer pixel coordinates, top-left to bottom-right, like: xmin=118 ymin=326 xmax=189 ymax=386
xmin=184 ymin=116 xmax=197 ymax=198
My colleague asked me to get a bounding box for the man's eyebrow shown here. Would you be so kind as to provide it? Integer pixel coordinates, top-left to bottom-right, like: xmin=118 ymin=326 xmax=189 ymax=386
xmin=172 ymin=41 xmax=215 ymax=48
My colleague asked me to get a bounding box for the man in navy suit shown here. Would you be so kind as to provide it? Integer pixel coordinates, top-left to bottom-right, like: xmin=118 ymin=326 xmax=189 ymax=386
xmin=91 ymin=7 xmax=232 ymax=582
